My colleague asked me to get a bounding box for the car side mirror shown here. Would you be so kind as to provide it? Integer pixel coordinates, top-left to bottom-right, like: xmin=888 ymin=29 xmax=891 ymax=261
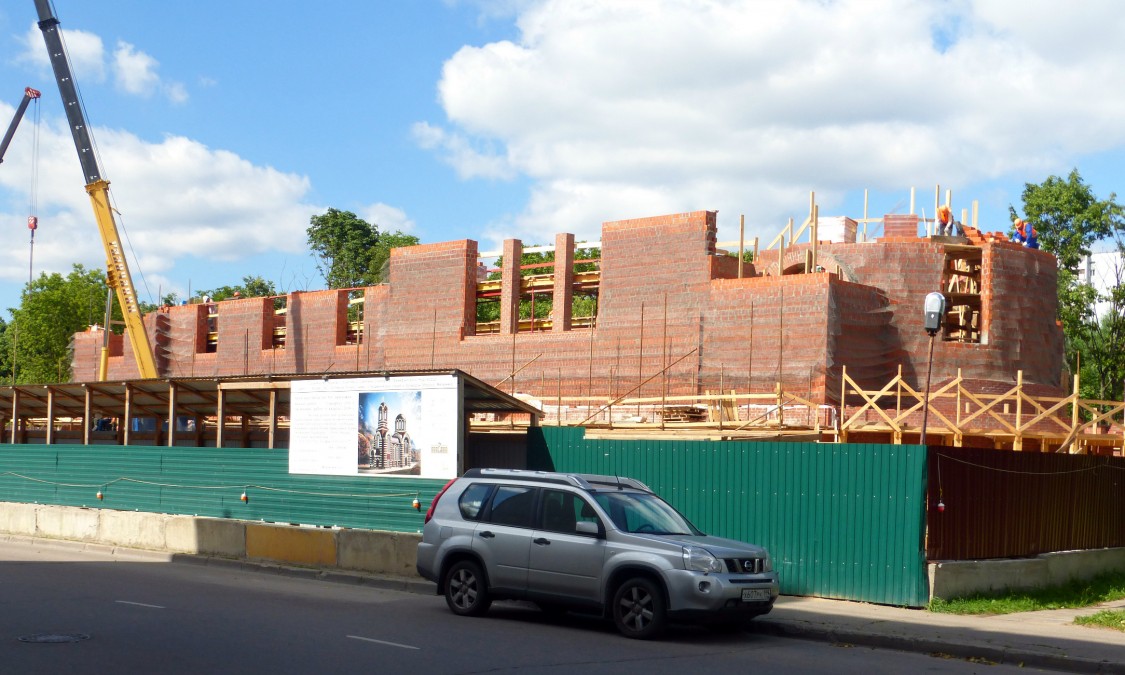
xmin=576 ymin=521 xmax=601 ymax=537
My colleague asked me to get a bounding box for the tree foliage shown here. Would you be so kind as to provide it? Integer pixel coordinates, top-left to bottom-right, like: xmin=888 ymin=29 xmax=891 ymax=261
xmin=1012 ymin=169 xmax=1123 ymax=270
xmin=370 ymin=231 xmax=421 ymax=283
xmin=0 ymin=264 xmax=120 ymax=384
xmin=0 ymin=317 xmax=8 ymax=381
xmin=476 ymin=247 xmax=600 ymax=325
xmin=1015 ymin=170 xmax=1125 ymax=401
xmin=306 ymin=208 xmax=419 ymax=288
xmin=196 ymin=275 xmax=278 ymax=303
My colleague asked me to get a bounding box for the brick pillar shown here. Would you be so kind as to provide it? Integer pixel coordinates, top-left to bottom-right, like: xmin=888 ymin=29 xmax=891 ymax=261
xmin=552 ymin=233 xmax=574 ymax=332
xmin=883 ymin=214 xmax=921 ymax=239
xmin=500 ymin=239 xmax=522 ymax=335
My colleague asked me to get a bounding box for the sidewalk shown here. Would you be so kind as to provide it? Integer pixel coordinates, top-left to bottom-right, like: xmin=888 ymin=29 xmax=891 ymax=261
xmin=757 ymin=595 xmax=1125 ymax=674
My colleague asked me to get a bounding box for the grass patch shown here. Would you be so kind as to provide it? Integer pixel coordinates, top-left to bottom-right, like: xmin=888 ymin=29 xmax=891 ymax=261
xmin=1075 ymin=610 xmax=1125 ymax=632
xmin=928 ymin=570 xmax=1125 ymax=615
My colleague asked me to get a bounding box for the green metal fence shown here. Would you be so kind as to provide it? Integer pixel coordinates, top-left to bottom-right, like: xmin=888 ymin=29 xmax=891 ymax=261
xmin=0 ymin=444 xmax=446 ymax=533
xmin=530 ymin=427 xmax=930 ymax=606
xmin=2 ymin=433 xmax=931 ymax=606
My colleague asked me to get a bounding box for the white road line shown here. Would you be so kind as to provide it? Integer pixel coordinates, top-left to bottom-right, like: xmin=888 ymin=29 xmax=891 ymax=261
xmin=115 ymin=600 xmax=165 ymax=609
xmin=346 ymin=635 xmax=420 ymax=650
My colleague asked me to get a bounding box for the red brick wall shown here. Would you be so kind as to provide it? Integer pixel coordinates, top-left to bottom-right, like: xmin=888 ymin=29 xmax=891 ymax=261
xmin=70 ymin=210 xmax=1064 ymax=403
xmin=883 ymin=213 xmax=921 ymax=239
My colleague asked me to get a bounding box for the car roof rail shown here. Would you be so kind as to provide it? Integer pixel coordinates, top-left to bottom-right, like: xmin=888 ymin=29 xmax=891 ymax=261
xmin=577 ymin=473 xmax=652 ymax=493
xmin=462 ymin=467 xmax=577 ymax=487
xmin=460 ymin=468 xmax=651 ymax=493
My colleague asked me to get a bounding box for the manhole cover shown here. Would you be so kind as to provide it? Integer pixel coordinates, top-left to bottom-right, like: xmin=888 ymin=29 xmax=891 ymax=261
xmin=18 ymin=633 xmax=90 ymax=643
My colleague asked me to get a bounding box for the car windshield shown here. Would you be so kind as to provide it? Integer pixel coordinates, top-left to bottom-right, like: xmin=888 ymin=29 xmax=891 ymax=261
xmin=593 ymin=491 xmax=702 ymax=535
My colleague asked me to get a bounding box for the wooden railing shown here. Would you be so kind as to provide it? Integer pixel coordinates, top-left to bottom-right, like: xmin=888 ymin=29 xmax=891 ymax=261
xmin=838 ymin=366 xmax=1124 ymax=453
xmin=478 ymin=367 xmax=1123 ymax=454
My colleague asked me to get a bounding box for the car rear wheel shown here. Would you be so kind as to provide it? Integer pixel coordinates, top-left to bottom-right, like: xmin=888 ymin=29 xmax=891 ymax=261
xmin=444 ymin=560 xmax=492 ymax=616
xmin=612 ymin=577 xmax=666 ymax=639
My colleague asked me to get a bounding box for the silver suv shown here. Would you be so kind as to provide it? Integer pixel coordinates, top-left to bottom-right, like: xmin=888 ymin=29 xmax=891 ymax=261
xmin=416 ymin=468 xmax=779 ymax=639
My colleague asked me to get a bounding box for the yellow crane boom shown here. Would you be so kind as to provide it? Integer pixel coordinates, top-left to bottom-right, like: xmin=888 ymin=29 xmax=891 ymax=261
xmin=34 ymin=0 xmax=158 ymax=379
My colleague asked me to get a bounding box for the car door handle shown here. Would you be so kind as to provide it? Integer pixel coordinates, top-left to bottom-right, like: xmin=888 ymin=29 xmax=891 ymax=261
xmin=478 ymin=531 xmax=495 ymax=539
xmin=533 ymin=538 xmax=551 ymax=545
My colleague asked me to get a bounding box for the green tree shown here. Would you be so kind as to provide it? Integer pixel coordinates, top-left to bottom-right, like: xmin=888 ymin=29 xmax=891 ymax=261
xmin=1012 ymin=169 xmax=1123 ymax=270
xmin=476 ymin=246 xmax=600 ymax=325
xmin=1 ymin=264 xmax=119 ymax=384
xmin=307 ymin=208 xmax=378 ymax=288
xmin=1015 ymin=170 xmax=1125 ymax=400
xmin=1067 ymin=243 xmax=1125 ymax=403
xmin=306 ymin=209 xmax=420 ymax=288
xmin=370 ymin=231 xmax=421 ymax=283
xmin=197 ymin=275 xmax=278 ymax=302
xmin=0 ymin=317 xmax=9 ymax=381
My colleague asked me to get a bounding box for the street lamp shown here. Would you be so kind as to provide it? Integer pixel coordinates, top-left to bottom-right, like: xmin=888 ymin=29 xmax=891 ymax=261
xmin=921 ymin=292 xmax=946 ymax=445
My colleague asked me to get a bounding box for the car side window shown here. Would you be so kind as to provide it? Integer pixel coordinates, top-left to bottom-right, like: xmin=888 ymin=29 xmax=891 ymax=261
xmin=486 ymin=485 xmax=536 ymax=528
xmin=458 ymin=483 xmax=493 ymax=521
xmin=540 ymin=489 xmax=601 ymax=534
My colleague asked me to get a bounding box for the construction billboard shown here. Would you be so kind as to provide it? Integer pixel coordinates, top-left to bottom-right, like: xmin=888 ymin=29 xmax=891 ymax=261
xmin=289 ymin=375 xmax=459 ymax=479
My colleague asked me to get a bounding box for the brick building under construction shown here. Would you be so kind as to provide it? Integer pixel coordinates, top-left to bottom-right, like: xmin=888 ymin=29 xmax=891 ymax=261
xmin=70 ymin=207 xmax=1064 ymax=431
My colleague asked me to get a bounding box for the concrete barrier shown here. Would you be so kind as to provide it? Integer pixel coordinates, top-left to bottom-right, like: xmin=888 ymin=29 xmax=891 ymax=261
xmin=246 ymin=523 xmax=337 ymax=567
xmin=97 ymin=510 xmax=170 ymax=550
xmin=0 ymin=502 xmax=37 ymax=536
xmin=337 ymin=528 xmax=420 ymax=577
xmin=929 ymin=548 xmax=1125 ymax=600
xmin=35 ymin=505 xmax=100 ymax=541
xmin=0 ymin=502 xmax=420 ymax=579
xmin=165 ymin=516 xmax=247 ymax=557
xmin=17 ymin=500 xmax=1116 ymax=601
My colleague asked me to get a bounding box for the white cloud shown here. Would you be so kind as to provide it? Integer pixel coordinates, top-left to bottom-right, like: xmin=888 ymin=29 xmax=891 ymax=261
xmin=18 ymin=25 xmax=186 ymax=104
xmin=112 ymin=41 xmax=159 ymax=96
xmin=443 ymin=0 xmax=540 ymax=22
xmin=411 ymin=121 xmax=515 ymax=180
xmin=419 ymin=0 xmax=1125 ymax=244
xmin=0 ymin=110 xmax=316 ymax=301
xmin=18 ymin=23 xmax=106 ymax=83
xmin=362 ymin=203 xmax=416 ymax=234
xmin=112 ymin=41 xmax=188 ymax=103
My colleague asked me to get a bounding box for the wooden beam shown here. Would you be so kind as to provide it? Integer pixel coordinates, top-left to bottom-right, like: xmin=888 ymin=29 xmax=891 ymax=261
xmin=216 ymin=387 xmax=225 ymax=449
xmin=268 ymin=388 xmax=277 ymax=449
xmin=83 ymin=385 xmax=91 ymax=445
xmin=45 ymin=387 xmax=54 ymax=445
xmin=167 ymin=381 xmax=177 ymax=448
xmin=123 ymin=384 xmax=132 ymax=446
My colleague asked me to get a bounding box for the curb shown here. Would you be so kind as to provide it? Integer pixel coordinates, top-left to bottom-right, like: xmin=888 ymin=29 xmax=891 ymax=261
xmin=2 ymin=534 xmax=437 ymax=596
xmin=754 ymin=618 xmax=1125 ymax=675
xmin=167 ymin=551 xmax=436 ymax=595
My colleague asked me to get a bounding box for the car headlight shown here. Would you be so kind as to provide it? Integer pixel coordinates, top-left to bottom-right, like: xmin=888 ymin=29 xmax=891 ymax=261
xmin=683 ymin=546 xmax=724 ymax=573
xmin=762 ymin=551 xmax=773 ymax=572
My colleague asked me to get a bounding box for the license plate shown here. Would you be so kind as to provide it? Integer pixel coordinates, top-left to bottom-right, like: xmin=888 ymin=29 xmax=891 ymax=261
xmin=742 ymin=588 xmax=771 ymax=602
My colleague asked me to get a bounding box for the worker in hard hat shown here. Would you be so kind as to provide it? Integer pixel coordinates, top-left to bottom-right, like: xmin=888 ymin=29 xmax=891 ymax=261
xmin=1012 ymin=219 xmax=1039 ymax=249
xmin=935 ymin=205 xmax=962 ymax=237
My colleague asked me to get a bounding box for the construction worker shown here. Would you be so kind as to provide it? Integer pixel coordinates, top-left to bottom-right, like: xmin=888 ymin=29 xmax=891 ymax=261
xmin=936 ymin=205 xmax=961 ymax=237
xmin=1012 ymin=219 xmax=1039 ymax=249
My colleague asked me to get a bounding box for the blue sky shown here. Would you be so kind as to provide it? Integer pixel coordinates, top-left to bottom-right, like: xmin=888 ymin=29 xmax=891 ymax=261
xmin=2 ymin=0 xmax=1124 ymax=315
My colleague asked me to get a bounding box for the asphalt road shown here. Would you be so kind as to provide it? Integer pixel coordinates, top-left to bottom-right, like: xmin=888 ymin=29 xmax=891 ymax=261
xmin=0 ymin=540 xmax=1050 ymax=674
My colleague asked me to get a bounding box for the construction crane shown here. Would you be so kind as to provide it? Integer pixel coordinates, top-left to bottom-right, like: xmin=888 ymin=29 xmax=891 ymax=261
xmin=33 ymin=0 xmax=158 ymax=380
xmin=0 ymin=87 xmax=41 ymax=165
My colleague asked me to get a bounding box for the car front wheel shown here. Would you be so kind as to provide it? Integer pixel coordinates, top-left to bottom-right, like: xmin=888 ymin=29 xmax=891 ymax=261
xmin=612 ymin=577 xmax=667 ymax=639
xmin=444 ymin=560 xmax=492 ymax=616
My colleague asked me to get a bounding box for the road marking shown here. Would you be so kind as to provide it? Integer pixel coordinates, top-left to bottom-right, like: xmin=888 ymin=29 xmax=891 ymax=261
xmin=346 ymin=635 xmax=420 ymax=650
xmin=115 ymin=600 xmax=165 ymax=609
